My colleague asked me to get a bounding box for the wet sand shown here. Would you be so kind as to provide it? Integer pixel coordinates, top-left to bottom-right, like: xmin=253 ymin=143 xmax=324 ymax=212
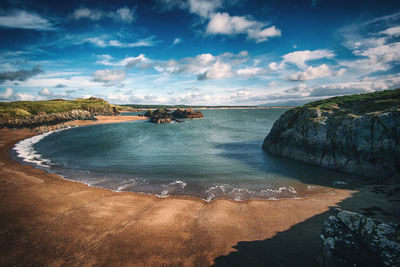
xmin=0 ymin=116 xmax=398 ymax=266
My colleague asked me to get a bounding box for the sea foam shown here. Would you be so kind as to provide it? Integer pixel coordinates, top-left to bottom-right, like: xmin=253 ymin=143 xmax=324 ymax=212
xmin=13 ymin=131 xmax=58 ymax=167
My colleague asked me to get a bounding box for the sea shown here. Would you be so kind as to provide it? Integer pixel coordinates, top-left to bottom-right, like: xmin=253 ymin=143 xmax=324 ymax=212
xmin=12 ymin=109 xmax=357 ymax=201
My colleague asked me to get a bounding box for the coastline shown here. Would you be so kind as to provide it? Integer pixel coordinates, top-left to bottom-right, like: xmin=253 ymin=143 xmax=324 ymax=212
xmin=0 ymin=116 xmax=398 ymax=266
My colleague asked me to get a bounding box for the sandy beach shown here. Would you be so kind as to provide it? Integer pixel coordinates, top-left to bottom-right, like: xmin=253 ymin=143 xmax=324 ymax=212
xmin=1 ymin=116 xmax=399 ymax=266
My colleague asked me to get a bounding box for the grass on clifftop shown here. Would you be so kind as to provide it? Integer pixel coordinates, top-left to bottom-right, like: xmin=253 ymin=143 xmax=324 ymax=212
xmin=0 ymin=97 xmax=117 ymax=121
xmin=304 ymin=88 xmax=400 ymax=115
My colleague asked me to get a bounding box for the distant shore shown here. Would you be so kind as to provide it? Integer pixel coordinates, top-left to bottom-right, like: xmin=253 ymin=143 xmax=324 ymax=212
xmin=0 ymin=115 xmax=398 ymax=266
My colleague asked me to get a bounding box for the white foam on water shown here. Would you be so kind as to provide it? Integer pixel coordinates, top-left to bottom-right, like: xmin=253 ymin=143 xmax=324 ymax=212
xmin=13 ymin=130 xmax=59 ymax=167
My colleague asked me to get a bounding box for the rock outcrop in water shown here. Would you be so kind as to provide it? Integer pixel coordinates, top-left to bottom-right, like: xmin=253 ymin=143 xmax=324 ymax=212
xmin=145 ymin=108 xmax=204 ymax=123
xmin=319 ymin=208 xmax=400 ymax=266
xmin=262 ymin=89 xmax=400 ymax=178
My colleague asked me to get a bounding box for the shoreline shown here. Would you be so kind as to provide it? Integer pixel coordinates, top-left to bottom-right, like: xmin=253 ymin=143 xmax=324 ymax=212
xmin=1 ymin=115 xmax=398 ymax=266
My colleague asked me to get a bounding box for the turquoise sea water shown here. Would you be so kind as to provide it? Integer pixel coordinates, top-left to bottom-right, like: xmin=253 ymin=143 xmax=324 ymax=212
xmin=14 ymin=109 xmax=355 ymax=201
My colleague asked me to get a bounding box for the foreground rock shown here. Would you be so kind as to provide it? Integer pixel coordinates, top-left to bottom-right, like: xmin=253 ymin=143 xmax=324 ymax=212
xmin=319 ymin=208 xmax=400 ymax=266
xmin=263 ymin=89 xmax=400 ymax=178
xmin=144 ymin=108 xmax=204 ymax=123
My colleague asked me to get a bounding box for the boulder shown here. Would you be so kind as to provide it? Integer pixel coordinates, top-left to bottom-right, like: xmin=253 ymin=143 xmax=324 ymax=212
xmin=319 ymin=208 xmax=400 ymax=266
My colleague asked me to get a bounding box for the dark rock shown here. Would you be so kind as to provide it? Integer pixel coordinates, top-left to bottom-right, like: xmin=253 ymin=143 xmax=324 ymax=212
xmin=262 ymin=90 xmax=400 ymax=178
xmin=319 ymin=208 xmax=400 ymax=267
xmin=144 ymin=108 xmax=204 ymax=124
xmin=0 ymin=109 xmax=96 ymax=128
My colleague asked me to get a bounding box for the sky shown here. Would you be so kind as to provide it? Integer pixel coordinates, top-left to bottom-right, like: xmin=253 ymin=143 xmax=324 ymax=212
xmin=0 ymin=0 xmax=400 ymax=106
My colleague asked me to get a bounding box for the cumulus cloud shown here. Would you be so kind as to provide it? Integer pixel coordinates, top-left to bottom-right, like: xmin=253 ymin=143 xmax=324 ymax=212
xmin=154 ymin=51 xmax=249 ymax=80
xmin=287 ymin=64 xmax=332 ymax=81
xmin=39 ymin=88 xmax=51 ymax=96
xmin=0 ymin=10 xmax=54 ymax=30
xmin=71 ymin=6 xmax=136 ymax=23
xmin=236 ymin=67 xmax=267 ymax=78
xmin=188 ymin=0 xmax=222 ymax=18
xmin=92 ymin=69 xmax=126 ymax=87
xmin=15 ymin=93 xmax=36 ymax=101
xmin=278 ymin=49 xmax=335 ymax=69
xmin=381 ymin=25 xmax=400 ymax=36
xmin=0 ymin=88 xmax=13 ymax=100
xmin=206 ymin=12 xmax=281 ymax=43
xmin=0 ymin=65 xmax=44 ymax=84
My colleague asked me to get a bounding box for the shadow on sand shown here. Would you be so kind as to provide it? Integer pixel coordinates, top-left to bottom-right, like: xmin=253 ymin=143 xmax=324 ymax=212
xmin=212 ymin=141 xmax=400 ymax=266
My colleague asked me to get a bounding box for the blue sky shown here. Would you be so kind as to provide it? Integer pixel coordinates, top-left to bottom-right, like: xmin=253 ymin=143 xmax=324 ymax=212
xmin=0 ymin=0 xmax=400 ymax=105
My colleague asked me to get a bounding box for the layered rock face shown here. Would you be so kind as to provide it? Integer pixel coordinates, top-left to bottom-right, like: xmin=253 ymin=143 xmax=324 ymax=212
xmin=145 ymin=108 xmax=204 ymax=123
xmin=319 ymin=208 xmax=400 ymax=266
xmin=262 ymin=89 xmax=400 ymax=178
xmin=0 ymin=110 xmax=96 ymax=128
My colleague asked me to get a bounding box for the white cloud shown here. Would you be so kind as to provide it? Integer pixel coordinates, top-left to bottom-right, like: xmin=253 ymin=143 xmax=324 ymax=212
xmin=280 ymin=49 xmax=335 ymax=69
xmin=80 ymin=36 xmax=157 ymax=48
xmin=15 ymin=93 xmax=36 ymax=101
xmin=39 ymin=88 xmax=51 ymax=96
xmin=71 ymin=6 xmax=136 ymax=23
xmin=188 ymin=0 xmax=222 ymax=18
xmin=154 ymin=51 xmax=250 ymax=80
xmin=0 ymin=88 xmax=13 ymax=99
xmin=96 ymin=54 xmax=150 ymax=68
xmin=236 ymin=67 xmax=267 ymax=78
xmin=172 ymin=37 xmax=182 ymax=45
xmin=206 ymin=12 xmax=281 ymax=43
xmin=0 ymin=10 xmax=54 ymax=31
xmin=382 ymin=25 xmax=400 ymax=36
xmin=287 ymin=64 xmax=332 ymax=81
xmin=92 ymin=69 xmax=126 ymax=87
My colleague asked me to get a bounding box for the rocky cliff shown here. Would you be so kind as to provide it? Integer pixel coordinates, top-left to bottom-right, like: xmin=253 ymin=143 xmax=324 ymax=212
xmin=0 ymin=98 xmax=119 ymax=129
xmin=262 ymin=89 xmax=400 ymax=178
xmin=319 ymin=208 xmax=400 ymax=266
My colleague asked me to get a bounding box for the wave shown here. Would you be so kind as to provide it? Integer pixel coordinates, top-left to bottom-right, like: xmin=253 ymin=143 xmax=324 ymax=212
xmin=13 ymin=130 xmax=59 ymax=167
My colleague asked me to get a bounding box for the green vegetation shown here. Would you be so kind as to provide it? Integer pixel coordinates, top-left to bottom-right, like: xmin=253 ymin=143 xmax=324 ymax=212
xmin=0 ymin=97 xmax=117 ymax=122
xmin=304 ymin=88 xmax=400 ymax=115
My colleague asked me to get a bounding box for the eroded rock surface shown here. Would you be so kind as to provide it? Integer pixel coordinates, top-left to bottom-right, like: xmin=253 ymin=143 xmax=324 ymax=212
xmin=319 ymin=208 xmax=400 ymax=267
xmin=145 ymin=108 xmax=204 ymax=123
xmin=263 ymin=89 xmax=400 ymax=178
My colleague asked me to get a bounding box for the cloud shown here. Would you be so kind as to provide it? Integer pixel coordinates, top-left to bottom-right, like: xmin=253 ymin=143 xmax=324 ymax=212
xmin=0 ymin=88 xmax=13 ymax=100
xmin=15 ymin=93 xmax=36 ymax=101
xmin=0 ymin=10 xmax=54 ymax=30
xmin=381 ymin=25 xmax=400 ymax=36
xmin=71 ymin=6 xmax=136 ymax=23
xmin=287 ymin=64 xmax=332 ymax=81
xmin=172 ymin=37 xmax=182 ymax=46
xmin=39 ymin=88 xmax=51 ymax=96
xmin=96 ymin=54 xmax=150 ymax=68
xmin=79 ymin=36 xmax=158 ymax=48
xmin=278 ymin=49 xmax=335 ymax=69
xmin=92 ymin=69 xmax=126 ymax=87
xmin=157 ymin=0 xmax=280 ymax=43
xmin=187 ymin=0 xmax=222 ymax=18
xmin=0 ymin=65 xmax=44 ymax=84
xmin=154 ymin=51 xmax=249 ymax=80
xmin=55 ymin=84 xmax=67 ymax=88
xmin=236 ymin=67 xmax=267 ymax=78
xmin=206 ymin=12 xmax=281 ymax=43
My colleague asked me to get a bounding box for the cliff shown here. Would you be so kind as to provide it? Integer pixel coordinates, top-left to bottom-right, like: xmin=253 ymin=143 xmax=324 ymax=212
xmin=262 ymin=89 xmax=400 ymax=178
xmin=0 ymin=98 xmax=119 ymax=129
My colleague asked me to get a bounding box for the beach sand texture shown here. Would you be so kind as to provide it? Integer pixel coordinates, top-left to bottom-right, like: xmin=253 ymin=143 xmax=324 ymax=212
xmin=1 ymin=116 xmax=397 ymax=266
